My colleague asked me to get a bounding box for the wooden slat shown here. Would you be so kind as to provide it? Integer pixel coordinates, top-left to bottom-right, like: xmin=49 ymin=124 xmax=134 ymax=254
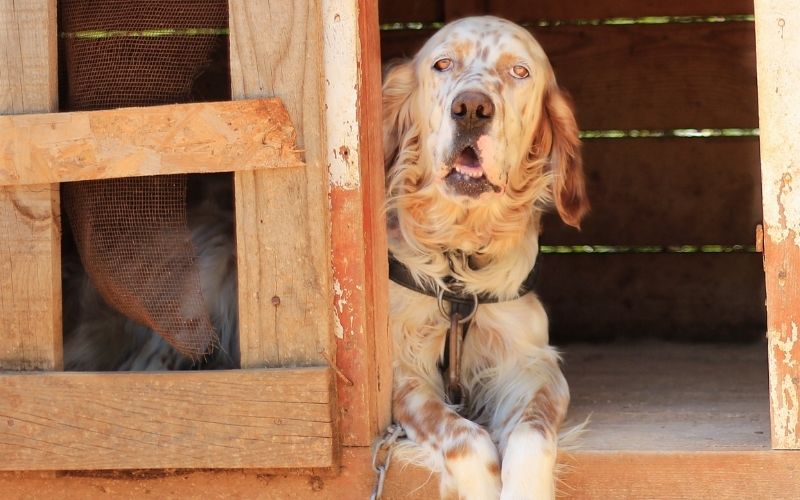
xmin=538 ymin=253 xmax=765 ymax=342
xmin=489 ymin=0 xmax=754 ymax=21
xmin=230 ymin=1 xmax=332 ymax=368
xmin=0 ymin=368 xmax=333 ymax=470
xmin=444 ymin=0 xmax=487 ymax=21
xmin=0 ymin=99 xmax=302 ymax=186
xmin=541 ymin=137 xmax=762 ymax=246
xmin=0 ymin=0 xmax=61 ymax=370
xmin=754 ymin=0 xmax=800 ymax=449
xmin=378 ymin=0 xmax=441 ymax=24
xmin=327 ymin=0 xmax=391 ymax=445
xmin=381 ymin=22 xmax=758 ymax=130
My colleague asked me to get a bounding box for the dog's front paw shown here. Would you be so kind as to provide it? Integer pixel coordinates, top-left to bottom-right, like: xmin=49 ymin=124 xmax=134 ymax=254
xmin=500 ymin=425 xmax=556 ymax=500
xmin=440 ymin=423 xmax=502 ymax=500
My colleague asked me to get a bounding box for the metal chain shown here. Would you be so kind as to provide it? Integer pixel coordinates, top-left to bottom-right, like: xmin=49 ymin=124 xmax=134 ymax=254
xmin=370 ymin=424 xmax=406 ymax=500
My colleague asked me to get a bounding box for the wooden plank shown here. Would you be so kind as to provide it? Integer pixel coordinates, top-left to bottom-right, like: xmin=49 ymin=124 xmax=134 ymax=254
xmin=538 ymin=253 xmax=766 ymax=342
xmin=754 ymin=0 xmax=800 ymax=449
xmin=564 ymin=343 xmax=770 ymax=452
xmin=0 ymin=99 xmax=302 ymax=186
xmin=541 ymin=137 xmax=762 ymax=246
xmin=325 ymin=0 xmax=391 ymax=445
xmin=444 ymin=0 xmax=487 ymax=21
xmin=381 ymin=22 xmax=758 ymax=130
xmin=230 ymin=1 xmax=332 ymax=368
xmin=0 ymin=0 xmax=61 ymax=370
xmin=3 ymin=448 xmax=800 ymax=499
xmin=378 ymin=0 xmax=441 ymax=24
xmin=489 ymin=0 xmax=755 ymax=21
xmin=0 ymin=367 xmax=333 ymax=470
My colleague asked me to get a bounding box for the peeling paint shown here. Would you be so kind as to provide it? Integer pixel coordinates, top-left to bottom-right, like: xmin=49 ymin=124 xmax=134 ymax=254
xmin=322 ymin=1 xmax=361 ymax=189
xmin=769 ymin=324 xmax=800 ymax=448
xmin=332 ymin=278 xmax=346 ymax=339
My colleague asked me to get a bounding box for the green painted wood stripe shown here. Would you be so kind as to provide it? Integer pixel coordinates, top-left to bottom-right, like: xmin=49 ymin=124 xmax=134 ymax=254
xmin=580 ymin=129 xmax=759 ymax=139
xmin=380 ymin=15 xmax=754 ymax=31
xmin=61 ymin=28 xmax=229 ymax=39
xmin=540 ymin=245 xmax=758 ymax=254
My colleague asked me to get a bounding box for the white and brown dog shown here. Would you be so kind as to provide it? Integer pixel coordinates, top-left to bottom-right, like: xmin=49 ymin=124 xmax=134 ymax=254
xmin=383 ymin=16 xmax=588 ymax=499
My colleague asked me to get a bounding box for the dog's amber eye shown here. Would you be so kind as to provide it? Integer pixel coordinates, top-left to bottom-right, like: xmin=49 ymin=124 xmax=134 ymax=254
xmin=511 ymin=65 xmax=530 ymax=79
xmin=433 ymin=58 xmax=453 ymax=72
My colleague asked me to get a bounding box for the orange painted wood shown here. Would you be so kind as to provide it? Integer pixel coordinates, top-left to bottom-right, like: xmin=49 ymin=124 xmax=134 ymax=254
xmin=754 ymin=0 xmax=800 ymax=449
xmin=381 ymin=22 xmax=758 ymax=130
xmin=0 ymin=368 xmax=334 ymax=470
xmin=0 ymin=0 xmax=61 ymax=371
xmin=329 ymin=0 xmax=392 ymax=446
xmin=0 ymin=99 xmax=303 ymax=186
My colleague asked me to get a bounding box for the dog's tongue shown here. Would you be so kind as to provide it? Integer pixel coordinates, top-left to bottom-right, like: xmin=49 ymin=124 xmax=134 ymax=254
xmin=454 ymin=147 xmax=483 ymax=177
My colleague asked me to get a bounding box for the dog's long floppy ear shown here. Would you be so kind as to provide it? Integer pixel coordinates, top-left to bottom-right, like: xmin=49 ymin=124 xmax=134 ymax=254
xmin=382 ymin=61 xmax=416 ymax=169
xmin=539 ymin=87 xmax=590 ymax=229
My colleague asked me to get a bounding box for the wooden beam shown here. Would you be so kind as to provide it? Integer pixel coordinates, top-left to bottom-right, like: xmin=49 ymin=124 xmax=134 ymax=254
xmin=0 ymin=99 xmax=302 ymax=186
xmin=754 ymin=0 xmax=800 ymax=449
xmin=229 ymin=1 xmax=333 ymax=368
xmin=0 ymin=0 xmax=61 ymax=370
xmin=320 ymin=0 xmax=391 ymax=446
xmin=0 ymin=368 xmax=334 ymax=470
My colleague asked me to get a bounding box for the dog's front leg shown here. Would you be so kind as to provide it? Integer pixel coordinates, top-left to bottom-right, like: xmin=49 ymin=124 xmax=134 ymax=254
xmin=491 ymin=360 xmax=569 ymax=500
xmin=394 ymin=371 xmax=502 ymax=499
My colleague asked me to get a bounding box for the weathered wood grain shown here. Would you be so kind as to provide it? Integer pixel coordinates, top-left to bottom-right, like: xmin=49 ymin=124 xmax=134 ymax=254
xmin=0 ymin=368 xmax=334 ymax=470
xmin=0 ymin=99 xmax=302 ymax=186
xmin=381 ymin=22 xmax=758 ymax=130
xmin=539 ymin=253 xmax=766 ymax=342
xmin=754 ymin=0 xmax=800 ymax=449
xmin=230 ymin=1 xmax=332 ymax=368
xmin=0 ymin=0 xmax=61 ymax=371
xmin=541 ymin=137 xmax=762 ymax=246
xmin=327 ymin=0 xmax=392 ymax=445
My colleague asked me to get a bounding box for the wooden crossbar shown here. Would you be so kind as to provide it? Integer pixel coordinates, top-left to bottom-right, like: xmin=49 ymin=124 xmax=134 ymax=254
xmin=0 ymin=99 xmax=302 ymax=186
xmin=0 ymin=367 xmax=334 ymax=470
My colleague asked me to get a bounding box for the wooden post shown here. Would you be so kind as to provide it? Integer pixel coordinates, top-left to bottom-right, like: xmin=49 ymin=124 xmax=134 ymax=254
xmin=229 ymin=1 xmax=332 ymax=368
xmin=0 ymin=0 xmax=61 ymax=370
xmin=755 ymin=0 xmax=800 ymax=449
xmin=324 ymin=0 xmax=391 ymax=445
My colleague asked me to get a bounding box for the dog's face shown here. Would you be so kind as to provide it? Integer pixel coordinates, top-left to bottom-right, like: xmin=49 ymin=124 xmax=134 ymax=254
xmin=384 ymin=16 xmax=588 ymax=228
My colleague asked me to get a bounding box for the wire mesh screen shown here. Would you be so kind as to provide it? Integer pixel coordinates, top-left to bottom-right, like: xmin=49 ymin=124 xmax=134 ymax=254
xmin=60 ymin=0 xmax=229 ymax=361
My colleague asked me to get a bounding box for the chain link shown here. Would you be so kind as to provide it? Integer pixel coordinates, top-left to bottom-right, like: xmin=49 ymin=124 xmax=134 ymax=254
xmin=370 ymin=424 xmax=406 ymax=500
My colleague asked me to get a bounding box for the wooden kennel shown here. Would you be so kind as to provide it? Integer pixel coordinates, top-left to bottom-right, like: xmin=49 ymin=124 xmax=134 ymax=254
xmin=1 ymin=0 xmax=799 ymax=498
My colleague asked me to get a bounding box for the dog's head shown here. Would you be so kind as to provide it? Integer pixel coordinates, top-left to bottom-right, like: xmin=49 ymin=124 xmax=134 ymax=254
xmin=384 ymin=16 xmax=588 ymax=229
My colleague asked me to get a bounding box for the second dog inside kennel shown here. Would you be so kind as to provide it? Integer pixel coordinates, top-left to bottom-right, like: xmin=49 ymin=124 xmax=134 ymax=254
xmin=378 ymin=0 xmax=767 ymax=454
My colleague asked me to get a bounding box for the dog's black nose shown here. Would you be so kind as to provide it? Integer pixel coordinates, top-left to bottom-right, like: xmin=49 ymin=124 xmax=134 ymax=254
xmin=451 ymin=91 xmax=494 ymax=129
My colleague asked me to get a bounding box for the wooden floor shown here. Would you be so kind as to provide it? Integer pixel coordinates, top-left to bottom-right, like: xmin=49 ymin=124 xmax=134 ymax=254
xmin=3 ymin=342 xmax=800 ymax=499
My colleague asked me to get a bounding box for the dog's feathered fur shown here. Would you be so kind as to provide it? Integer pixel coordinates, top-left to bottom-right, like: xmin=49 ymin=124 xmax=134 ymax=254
xmin=384 ymin=17 xmax=588 ymax=498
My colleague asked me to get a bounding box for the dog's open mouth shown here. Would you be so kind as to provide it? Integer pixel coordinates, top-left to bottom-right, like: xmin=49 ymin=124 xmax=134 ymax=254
xmin=444 ymin=146 xmax=500 ymax=197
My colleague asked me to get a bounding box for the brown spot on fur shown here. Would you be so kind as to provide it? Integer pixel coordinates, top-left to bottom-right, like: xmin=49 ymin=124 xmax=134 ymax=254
xmin=444 ymin=439 xmax=471 ymax=460
xmin=450 ymin=41 xmax=474 ymax=63
xmin=487 ymin=462 xmax=501 ymax=476
xmin=521 ymin=387 xmax=567 ymax=438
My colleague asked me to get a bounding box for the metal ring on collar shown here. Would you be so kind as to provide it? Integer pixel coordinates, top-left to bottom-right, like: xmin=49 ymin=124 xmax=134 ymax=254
xmin=437 ymin=287 xmax=479 ymax=324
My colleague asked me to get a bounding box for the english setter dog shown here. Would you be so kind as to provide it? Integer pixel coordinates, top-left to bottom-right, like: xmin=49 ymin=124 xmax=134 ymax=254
xmin=384 ymin=16 xmax=588 ymax=499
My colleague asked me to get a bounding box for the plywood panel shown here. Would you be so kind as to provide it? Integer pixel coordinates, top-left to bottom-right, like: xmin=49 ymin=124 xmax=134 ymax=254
xmin=0 ymin=99 xmax=302 ymax=186
xmin=0 ymin=368 xmax=334 ymax=470
xmin=489 ymin=0 xmax=755 ymax=22
xmin=754 ymin=0 xmax=800 ymax=449
xmin=0 ymin=0 xmax=61 ymax=370
xmin=539 ymin=253 xmax=766 ymax=342
xmin=381 ymin=22 xmax=758 ymax=130
xmin=541 ymin=137 xmax=762 ymax=246
xmin=229 ymin=1 xmax=331 ymax=367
